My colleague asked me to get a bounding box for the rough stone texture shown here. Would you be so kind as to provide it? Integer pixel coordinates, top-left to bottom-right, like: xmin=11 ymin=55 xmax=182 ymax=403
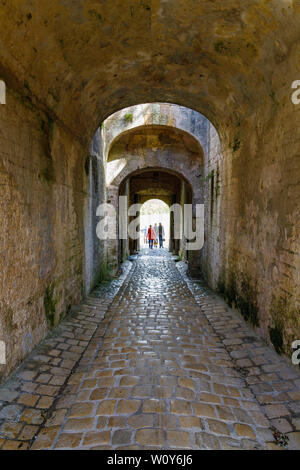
xmin=107 ymin=125 xmax=204 ymax=203
xmin=102 ymin=104 xmax=207 ymax=275
xmin=0 ymin=0 xmax=300 ymax=401
xmin=0 ymin=90 xmax=88 ymax=381
xmin=101 ymin=96 xmax=300 ymax=354
xmin=0 ymin=262 xmax=131 ymax=449
xmin=1 ymin=1 xmax=299 ymax=142
xmin=85 ymin=129 xmax=107 ymax=294
xmin=204 ymin=98 xmax=300 ymax=353
xmin=0 ymin=251 xmax=298 ymax=450
xmin=103 ymin=103 xmax=209 ymax=160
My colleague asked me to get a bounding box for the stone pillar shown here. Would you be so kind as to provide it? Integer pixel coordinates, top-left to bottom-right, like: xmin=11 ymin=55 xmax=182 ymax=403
xmin=186 ymin=197 xmax=203 ymax=279
xmin=130 ymin=193 xmax=140 ymax=254
xmin=169 ymin=194 xmax=177 ymax=253
xmin=136 ymin=194 xmax=140 ymax=253
xmin=106 ymin=184 xmax=120 ymax=275
xmin=179 ymin=180 xmax=187 ymax=260
xmin=84 ymin=129 xmax=107 ymax=294
xmin=120 ymin=179 xmax=129 ymax=262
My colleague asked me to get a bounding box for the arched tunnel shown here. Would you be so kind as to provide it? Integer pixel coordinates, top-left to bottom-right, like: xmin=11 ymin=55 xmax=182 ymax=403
xmin=0 ymin=1 xmax=299 ymax=451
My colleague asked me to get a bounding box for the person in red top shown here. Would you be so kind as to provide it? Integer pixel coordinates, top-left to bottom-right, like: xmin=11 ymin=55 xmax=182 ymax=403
xmin=147 ymin=225 xmax=156 ymax=249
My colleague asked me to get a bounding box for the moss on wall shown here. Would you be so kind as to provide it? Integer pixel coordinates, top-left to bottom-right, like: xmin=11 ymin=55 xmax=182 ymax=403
xmin=269 ymin=323 xmax=284 ymax=354
xmin=218 ymin=271 xmax=259 ymax=327
xmin=124 ymin=113 xmax=133 ymax=123
xmin=1 ymin=302 xmax=17 ymax=333
xmin=91 ymin=261 xmax=114 ymax=290
xmin=44 ymin=283 xmax=57 ymax=328
xmin=268 ymin=296 xmax=300 ymax=355
xmin=269 ymin=296 xmax=286 ymax=353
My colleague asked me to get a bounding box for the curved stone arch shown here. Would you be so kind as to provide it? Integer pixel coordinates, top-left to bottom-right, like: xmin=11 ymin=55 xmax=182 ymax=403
xmin=108 ymin=124 xmax=205 ymax=163
xmin=107 ymin=123 xmax=205 ymax=206
xmin=113 ymin=162 xmax=200 ymax=204
xmin=102 ymin=102 xmax=220 ymax=160
xmin=139 ymin=195 xmax=173 ymax=207
xmin=115 ymin=166 xmax=196 ymax=269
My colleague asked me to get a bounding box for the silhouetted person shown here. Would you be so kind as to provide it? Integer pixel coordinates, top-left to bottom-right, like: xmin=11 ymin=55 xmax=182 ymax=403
xmin=147 ymin=225 xmax=156 ymax=249
xmin=158 ymin=222 xmax=165 ymax=248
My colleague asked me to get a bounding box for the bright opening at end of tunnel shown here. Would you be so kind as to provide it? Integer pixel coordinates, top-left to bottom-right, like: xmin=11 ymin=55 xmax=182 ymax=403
xmin=140 ymin=199 xmax=170 ymax=250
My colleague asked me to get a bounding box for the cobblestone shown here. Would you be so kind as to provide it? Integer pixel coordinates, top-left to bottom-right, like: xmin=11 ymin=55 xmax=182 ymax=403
xmin=0 ymin=251 xmax=299 ymax=449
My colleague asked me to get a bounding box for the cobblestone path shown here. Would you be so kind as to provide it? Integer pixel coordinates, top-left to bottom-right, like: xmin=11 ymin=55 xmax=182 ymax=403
xmin=0 ymin=251 xmax=300 ymax=450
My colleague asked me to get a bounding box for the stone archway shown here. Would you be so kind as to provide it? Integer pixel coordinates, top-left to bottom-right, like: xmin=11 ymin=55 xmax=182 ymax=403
xmin=107 ymin=124 xmax=204 ymax=204
xmin=107 ymin=167 xmax=198 ymax=277
xmin=102 ymin=112 xmax=205 ymax=277
xmin=101 ymin=103 xmax=222 ymax=282
xmin=1 ymin=2 xmax=300 ymax=377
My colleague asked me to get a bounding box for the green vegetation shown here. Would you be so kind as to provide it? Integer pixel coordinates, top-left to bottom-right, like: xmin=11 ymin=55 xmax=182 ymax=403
xmin=205 ymin=170 xmax=214 ymax=181
xmin=124 ymin=113 xmax=134 ymax=123
xmin=99 ymin=263 xmax=114 ymax=283
xmin=93 ymin=262 xmax=114 ymax=288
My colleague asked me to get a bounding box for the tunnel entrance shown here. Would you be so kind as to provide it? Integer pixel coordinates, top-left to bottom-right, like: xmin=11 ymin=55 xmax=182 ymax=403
xmin=140 ymin=199 xmax=170 ymax=250
xmin=102 ymin=104 xmax=208 ymax=280
xmin=0 ymin=6 xmax=300 ymax=449
xmin=118 ymin=167 xmax=194 ymax=270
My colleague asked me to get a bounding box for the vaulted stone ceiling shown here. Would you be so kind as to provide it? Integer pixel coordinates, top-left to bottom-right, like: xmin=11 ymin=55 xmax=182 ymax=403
xmin=1 ymin=1 xmax=299 ymax=142
xmin=108 ymin=126 xmax=204 ymax=162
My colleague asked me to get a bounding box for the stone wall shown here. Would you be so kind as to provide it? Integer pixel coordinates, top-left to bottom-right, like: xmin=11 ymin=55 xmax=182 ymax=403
xmin=0 ymin=0 xmax=299 ymax=376
xmin=0 ymin=88 xmax=93 ymax=382
xmin=202 ymin=89 xmax=300 ymax=355
xmin=103 ymin=103 xmax=209 ymax=159
xmin=218 ymin=97 xmax=300 ymax=354
xmin=102 ymin=104 xmax=209 ymax=274
xmin=201 ymin=123 xmax=225 ymax=288
xmin=84 ymin=130 xmax=107 ymax=293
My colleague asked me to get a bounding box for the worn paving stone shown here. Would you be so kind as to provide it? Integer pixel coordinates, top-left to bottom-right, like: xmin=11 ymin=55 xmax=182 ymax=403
xmin=0 ymin=251 xmax=300 ymax=450
xmin=0 ymin=262 xmax=132 ymax=450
